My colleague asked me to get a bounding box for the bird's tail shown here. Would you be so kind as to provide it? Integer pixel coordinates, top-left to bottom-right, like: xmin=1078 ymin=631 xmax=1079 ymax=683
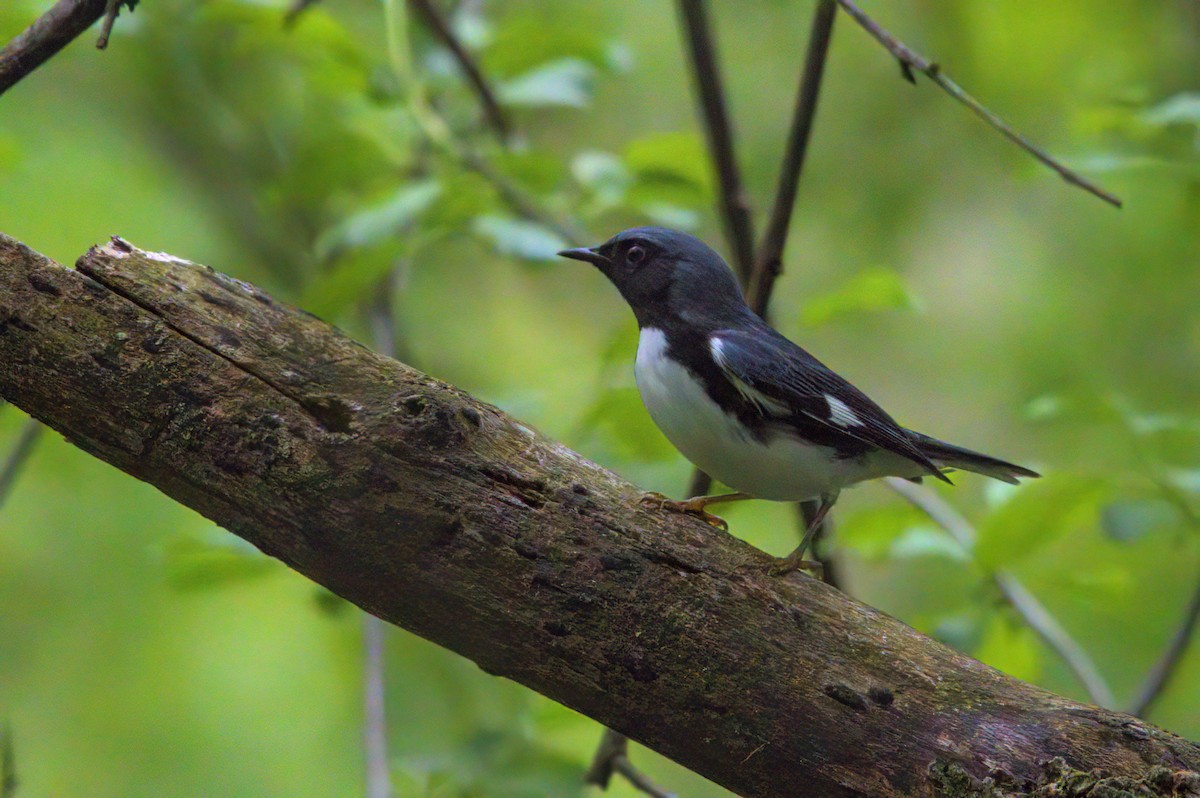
xmin=904 ymin=430 xmax=1040 ymax=485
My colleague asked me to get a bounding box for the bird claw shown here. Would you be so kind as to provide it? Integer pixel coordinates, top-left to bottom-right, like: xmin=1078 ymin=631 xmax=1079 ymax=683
xmin=639 ymin=492 xmax=729 ymax=531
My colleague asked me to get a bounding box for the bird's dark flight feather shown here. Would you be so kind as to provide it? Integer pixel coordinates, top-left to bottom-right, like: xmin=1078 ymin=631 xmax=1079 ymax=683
xmin=710 ymin=326 xmax=951 ymax=483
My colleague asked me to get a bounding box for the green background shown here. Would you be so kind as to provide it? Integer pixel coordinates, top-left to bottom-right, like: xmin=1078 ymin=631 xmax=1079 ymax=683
xmin=1 ymin=0 xmax=1198 ymax=795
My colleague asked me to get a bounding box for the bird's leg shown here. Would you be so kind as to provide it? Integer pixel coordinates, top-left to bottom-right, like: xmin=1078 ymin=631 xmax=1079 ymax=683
xmin=640 ymin=492 xmax=753 ymax=531
xmin=770 ymin=493 xmax=837 ymax=576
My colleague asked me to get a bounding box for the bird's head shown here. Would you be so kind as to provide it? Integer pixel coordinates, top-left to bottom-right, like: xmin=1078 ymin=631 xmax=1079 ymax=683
xmin=558 ymin=227 xmax=747 ymax=328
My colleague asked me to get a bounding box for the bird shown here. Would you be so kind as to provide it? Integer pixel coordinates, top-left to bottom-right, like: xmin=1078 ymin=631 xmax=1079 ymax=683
xmin=558 ymin=226 xmax=1039 ymax=574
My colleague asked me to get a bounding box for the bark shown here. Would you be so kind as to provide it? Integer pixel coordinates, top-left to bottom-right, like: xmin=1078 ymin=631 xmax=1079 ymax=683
xmin=0 ymin=232 xmax=1196 ymax=798
xmin=0 ymin=0 xmax=108 ymax=96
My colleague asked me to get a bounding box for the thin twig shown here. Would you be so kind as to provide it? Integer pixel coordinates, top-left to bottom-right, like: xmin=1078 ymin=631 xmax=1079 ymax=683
xmin=746 ymin=0 xmax=836 ymax=317
xmin=94 ymin=0 xmax=121 ymax=49
xmin=832 ymin=0 xmax=1122 ymax=209
xmin=282 ymin=0 xmax=322 ymax=29
xmin=360 ymin=286 xmax=398 ymax=798
xmin=1129 ymin=571 xmax=1200 ymax=718
xmin=362 ymin=613 xmax=391 ymax=798
xmin=0 ymin=419 xmax=42 ymax=510
xmin=885 ymin=477 xmax=1116 ymax=708
xmin=0 ymin=0 xmax=107 ymax=97
xmin=675 ymin=0 xmax=756 ymax=284
xmin=585 ymin=729 xmax=675 ymax=798
xmin=461 ymin=151 xmax=587 ymax=245
xmin=0 ymin=722 xmax=14 ymax=798
xmin=408 ymin=0 xmax=510 ymax=143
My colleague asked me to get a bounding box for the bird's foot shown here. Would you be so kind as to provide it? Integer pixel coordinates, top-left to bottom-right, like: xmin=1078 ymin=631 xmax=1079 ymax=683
xmin=639 ymin=492 xmax=729 ymax=531
xmin=768 ymin=553 xmax=824 ymax=578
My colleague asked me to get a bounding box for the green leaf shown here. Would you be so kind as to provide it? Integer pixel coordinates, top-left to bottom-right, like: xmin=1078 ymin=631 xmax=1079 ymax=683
xmin=624 ymin=131 xmax=712 ymax=206
xmin=800 ymin=268 xmax=919 ymax=327
xmin=571 ymin=150 xmax=631 ymax=207
xmin=838 ymin=505 xmax=924 ymax=561
xmin=497 ymin=58 xmax=596 ymax=108
xmin=1141 ymin=93 xmax=1200 ymax=128
xmin=1024 ymin=394 xmax=1068 ymax=422
xmin=640 ymin=202 xmax=700 ymax=229
xmin=314 ymin=179 xmax=442 ymax=261
xmin=973 ymin=613 xmax=1041 ymax=683
xmin=1100 ymin=498 xmax=1179 ymax=543
xmin=974 ymin=475 xmax=1108 ymax=570
xmin=472 ymin=215 xmax=567 ymax=261
xmin=161 ymin=529 xmax=277 ymax=591
xmin=575 ymin=386 xmax=679 ymax=463
xmin=889 ymin=526 xmax=971 ymax=562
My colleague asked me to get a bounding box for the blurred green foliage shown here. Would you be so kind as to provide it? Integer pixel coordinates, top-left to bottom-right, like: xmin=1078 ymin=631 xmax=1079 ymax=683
xmin=0 ymin=1 xmax=1198 ymax=795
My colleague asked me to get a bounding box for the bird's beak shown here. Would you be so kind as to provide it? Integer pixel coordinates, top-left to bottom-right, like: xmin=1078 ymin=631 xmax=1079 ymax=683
xmin=557 ymin=246 xmax=610 ymax=267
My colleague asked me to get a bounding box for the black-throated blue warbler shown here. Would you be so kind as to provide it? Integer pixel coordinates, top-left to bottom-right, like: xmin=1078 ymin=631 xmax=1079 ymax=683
xmin=559 ymin=226 xmax=1039 ymax=574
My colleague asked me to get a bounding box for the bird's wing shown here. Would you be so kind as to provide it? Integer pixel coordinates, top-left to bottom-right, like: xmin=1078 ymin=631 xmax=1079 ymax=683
xmin=710 ymin=328 xmax=949 ymax=482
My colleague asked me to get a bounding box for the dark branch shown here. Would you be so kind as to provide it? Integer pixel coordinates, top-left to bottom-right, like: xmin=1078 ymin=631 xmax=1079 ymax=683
xmin=1 ymin=233 xmax=1197 ymax=797
xmin=0 ymin=418 xmax=42 ymax=510
xmin=0 ymin=722 xmax=14 ymax=798
xmin=585 ymin=729 xmax=674 ymax=798
xmin=282 ymin=0 xmax=322 ymax=29
xmin=833 ymin=0 xmax=1123 ymax=209
xmin=675 ymin=0 xmax=756 ymax=285
xmin=408 ymin=0 xmax=511 ymax=143
xmin=0 ymin=0 xmax=107 ymax=97
xmin=746 ymin=0 xmax=836 ymax=317
xmin=1130 ymin=569 xmax=1200 ymax=718
xmin=94 ymin=0 xmax=122 ymax=50
xmin=460 ymin=151 xmax=588 ymax=245
xmin=361 ymin=286 xmax=398 ymax=798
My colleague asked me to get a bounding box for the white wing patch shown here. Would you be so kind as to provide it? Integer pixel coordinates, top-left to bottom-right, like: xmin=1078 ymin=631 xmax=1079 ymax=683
xmin=824 ymin=394 xmax=863 ymax=428
xmin=710 ymin=336 xmax=789 ymax=416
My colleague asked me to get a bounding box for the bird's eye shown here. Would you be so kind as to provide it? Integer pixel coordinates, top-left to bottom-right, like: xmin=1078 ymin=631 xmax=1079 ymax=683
xmin=627 ymin=245 xmax=646 ymax=265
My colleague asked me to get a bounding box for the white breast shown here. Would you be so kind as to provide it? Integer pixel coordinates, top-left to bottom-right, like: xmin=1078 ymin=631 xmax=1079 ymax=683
xmin=634 ymin=327 xmax=851 ymax=501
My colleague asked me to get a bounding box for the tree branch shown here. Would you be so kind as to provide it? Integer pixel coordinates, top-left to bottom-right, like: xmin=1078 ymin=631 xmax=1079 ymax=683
xmin=675 ymin=0 xmax=756 ymax=285
xmin=1130 ymin=569 xmax=1200 ymax=718
xmin=746 ymin=0 xmax=836 ymax=317
xmin=0 ymin=233 xmax=1196 ymax=797
xmin=832 ymin=0 xmax=1122 ymax=209
xmin=94 ymin=0 xmax=122 ymax=50
xmin=408 ymin=0 xmax=511 ymax=143
xmin=584 ymin=729 xmax=673 ymax=798
xmin=0 ymin=418 xmax=42 ymax=509
xmin=0 ymin=0 xmax=107 ymax=97
xmin=885 ymin=477 xmax=1117 ymax=708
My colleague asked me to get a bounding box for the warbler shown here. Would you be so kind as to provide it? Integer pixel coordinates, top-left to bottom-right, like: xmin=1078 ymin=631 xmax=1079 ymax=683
xmin=559 ymin=227 xmax=1038 ymax=573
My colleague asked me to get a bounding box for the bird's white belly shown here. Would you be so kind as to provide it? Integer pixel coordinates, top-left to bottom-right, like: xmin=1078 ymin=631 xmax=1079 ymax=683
xmin=634 ymin=328 xmax=847 ymax=501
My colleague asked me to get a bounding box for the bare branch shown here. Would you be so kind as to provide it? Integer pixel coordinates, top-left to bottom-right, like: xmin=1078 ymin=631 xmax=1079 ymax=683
xmin=675 ymin=0 xmax=756 ymax=285
xmin=0 ymin=0 xmax=107 ymax=97
xmin=361 ymin=285 xmax=399 ymax=798
xmin=585 ymin=729 xmax=674 ymax=798
xmin=746 ymin=0 xmax=836 ymax=317
xmin=460 ymin=151 xmax=588 ymax=245
xmin=408 ymin=0 xmax=511 ymax=143
xmin=362 ymin=614 xmax=391 ymax=798
xmin=282 ymin=0 xmax=322 ymax=29
xmin=833 ymin=0 xmax=1122 ymax=208
xmin=0 ymin=722 xmax=15 ymax=798
xmin=94 ymin=0 xmax=121 ymax=49
xmin=1130 ymin=567 xmax=1200 ymax=718
xmin=0 ymin=418 xmax=42 ymax=510
xmin=885 ymin=478 xmax=1117 ymax=708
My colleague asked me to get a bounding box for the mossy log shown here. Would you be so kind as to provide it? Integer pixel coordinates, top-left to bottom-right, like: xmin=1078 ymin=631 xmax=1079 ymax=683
xmin=0 ymin=233 xmax=1197 ymax=798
